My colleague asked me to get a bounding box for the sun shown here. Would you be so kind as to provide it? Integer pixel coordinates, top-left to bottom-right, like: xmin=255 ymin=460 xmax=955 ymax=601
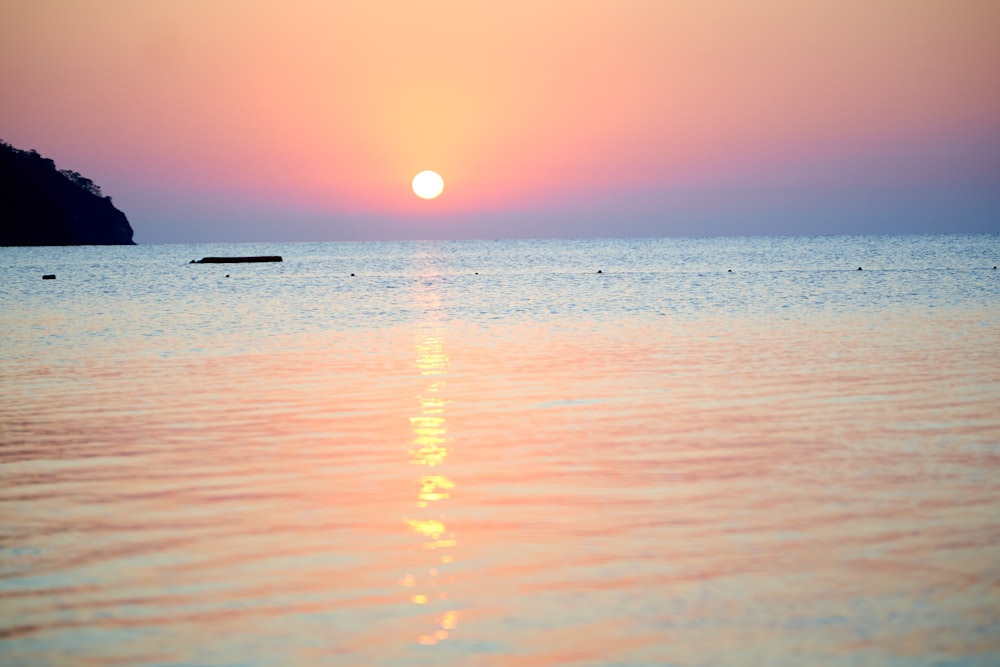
xmin=412 ymin=170 xmax=444 ymax=200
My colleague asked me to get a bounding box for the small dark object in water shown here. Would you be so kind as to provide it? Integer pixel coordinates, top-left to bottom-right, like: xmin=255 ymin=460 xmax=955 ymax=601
xmin=42 ymin=274 xmax=56 ymax=279
xmin=858 ymin=267 xmax=863 ymax=270
xmin=192 ymin=256 xmax=282 ymax=264
xmin=994 ymin=266 xmax=997 ymax=270
xmin=597 ymin=269 xmax=603 ymax=273
xmin=225 ymin=274 xmax=230 ymax=278
xmin=728 ymin=269 xmax=732 ymax=273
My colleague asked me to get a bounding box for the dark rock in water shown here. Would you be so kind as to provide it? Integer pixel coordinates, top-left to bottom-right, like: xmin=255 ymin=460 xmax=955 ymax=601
xmin=1 ymin=140 xmax=134 ymax=246
xmin=42 ymin=274 xmax=56 ymax=279
xmin=192 ymin=256 xmax=282 ymax=264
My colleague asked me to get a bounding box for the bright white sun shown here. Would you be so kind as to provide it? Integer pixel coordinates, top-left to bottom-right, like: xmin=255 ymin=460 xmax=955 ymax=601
xmin=412 ymin=170 xmax=444 ymax=200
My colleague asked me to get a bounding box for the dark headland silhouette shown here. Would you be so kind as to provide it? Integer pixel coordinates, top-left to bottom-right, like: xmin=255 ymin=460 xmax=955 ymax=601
xmin=1 ymin=140 xmax=134 ymax=246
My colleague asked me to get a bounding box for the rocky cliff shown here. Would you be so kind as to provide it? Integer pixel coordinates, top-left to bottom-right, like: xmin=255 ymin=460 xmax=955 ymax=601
xmin=0 ymin=141 xmax=134 ymax=245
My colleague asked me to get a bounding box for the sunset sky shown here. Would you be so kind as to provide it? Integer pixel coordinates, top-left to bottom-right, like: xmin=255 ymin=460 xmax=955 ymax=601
xmin=2 ymin=0 xmax=998 ymax=243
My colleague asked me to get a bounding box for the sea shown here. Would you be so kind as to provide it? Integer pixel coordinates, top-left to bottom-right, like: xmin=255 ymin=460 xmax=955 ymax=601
xmin=1 ymin=234 xmax=999 ymax=667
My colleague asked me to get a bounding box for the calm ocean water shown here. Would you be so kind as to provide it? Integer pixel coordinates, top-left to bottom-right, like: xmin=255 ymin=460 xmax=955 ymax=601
xmin=1 ymin=235 xmax=999 ymax=667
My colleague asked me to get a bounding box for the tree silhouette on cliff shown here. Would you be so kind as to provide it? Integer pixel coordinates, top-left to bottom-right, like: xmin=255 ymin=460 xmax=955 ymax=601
xmin=0 ymin=140 xmax=134 ymax=245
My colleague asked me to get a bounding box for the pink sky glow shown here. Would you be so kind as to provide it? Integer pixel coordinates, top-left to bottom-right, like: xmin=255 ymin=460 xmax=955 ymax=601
xmin=2 ymin=0 xmax=998 ymax=242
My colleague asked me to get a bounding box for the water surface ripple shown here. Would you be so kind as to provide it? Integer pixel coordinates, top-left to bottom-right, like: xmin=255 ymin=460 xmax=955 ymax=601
xmin=1 ymin=235 xmax=999 ymax=666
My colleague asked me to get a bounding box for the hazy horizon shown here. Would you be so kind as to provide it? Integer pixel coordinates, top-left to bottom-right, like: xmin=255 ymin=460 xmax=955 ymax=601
xmin=2 ymin=0 xmax=999 ymax=244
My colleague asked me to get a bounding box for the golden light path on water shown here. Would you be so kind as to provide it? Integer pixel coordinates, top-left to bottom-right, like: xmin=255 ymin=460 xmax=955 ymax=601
xmin=399 ymin=257 xmax=460 ymax=647
xmin=0 ymin=238 xmax=997 ymax=666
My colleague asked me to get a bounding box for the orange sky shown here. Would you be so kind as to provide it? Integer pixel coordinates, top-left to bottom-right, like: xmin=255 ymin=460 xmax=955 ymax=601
xmin=1 ymin=0 xmax=998 ymax=241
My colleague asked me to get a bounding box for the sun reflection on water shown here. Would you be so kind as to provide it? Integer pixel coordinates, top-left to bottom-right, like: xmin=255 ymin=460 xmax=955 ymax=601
xmin=399 ymin=265 xmax=460 ymax=647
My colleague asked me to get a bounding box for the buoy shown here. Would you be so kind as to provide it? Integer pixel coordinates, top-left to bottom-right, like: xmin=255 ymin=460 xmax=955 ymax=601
xmin=42 ymin=274 xmax=56 ymax=280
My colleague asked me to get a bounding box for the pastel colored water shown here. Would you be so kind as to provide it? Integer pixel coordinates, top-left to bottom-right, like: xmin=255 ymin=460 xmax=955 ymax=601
xmin=1 ymin=235 xmax=999 ymax=666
